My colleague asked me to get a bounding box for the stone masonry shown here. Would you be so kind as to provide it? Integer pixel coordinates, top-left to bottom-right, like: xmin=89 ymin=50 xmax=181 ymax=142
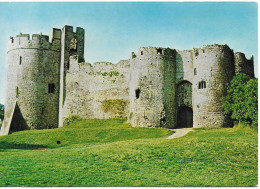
xmin=0 ymin=25 xmax=255 ymax=135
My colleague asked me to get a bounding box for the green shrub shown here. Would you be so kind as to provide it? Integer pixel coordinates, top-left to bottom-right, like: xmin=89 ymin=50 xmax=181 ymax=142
xmin=129 ymin=112 xmax=133 ymax=120
xmin=101 ymin=72 xmax=108 ymax=76
xmin=222 ymin=73 xmax=258 ymax=130
xmin=109 ymin=71 xmax=119 ymax=77
xmin=88 ymin=71 xmax=94 ymax=75
xmin=63 ymin=115 xmax=82 ymax=126
xmin=102 ymin=99 xmax=126 ymax=118
xmin=0 ymin=111 xmax=4 ymax=120
xmin=194 ymin=49 xmax=199 ymax=56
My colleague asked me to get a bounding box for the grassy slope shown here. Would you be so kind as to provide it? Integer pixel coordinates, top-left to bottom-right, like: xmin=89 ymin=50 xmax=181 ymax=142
xmin=0 ymin=119 xmax=257 ymax=186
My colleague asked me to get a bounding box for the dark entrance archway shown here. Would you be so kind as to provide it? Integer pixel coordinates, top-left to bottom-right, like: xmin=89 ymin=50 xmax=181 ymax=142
xmin=177 ymin=106 xmax=193 ymax=128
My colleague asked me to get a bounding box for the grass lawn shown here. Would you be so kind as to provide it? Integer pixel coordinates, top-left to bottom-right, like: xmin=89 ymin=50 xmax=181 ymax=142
xmin=0 ymin=119 xmax=257 ymax=186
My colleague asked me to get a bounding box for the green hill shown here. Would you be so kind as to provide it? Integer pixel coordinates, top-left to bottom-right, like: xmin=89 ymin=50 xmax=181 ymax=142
xmin=0 ymin=119 xmax=257 ymax=186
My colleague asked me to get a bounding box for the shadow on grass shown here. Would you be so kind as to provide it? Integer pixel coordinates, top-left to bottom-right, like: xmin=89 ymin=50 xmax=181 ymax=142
xmin=0 ymin=141 xmax=48 ymax=150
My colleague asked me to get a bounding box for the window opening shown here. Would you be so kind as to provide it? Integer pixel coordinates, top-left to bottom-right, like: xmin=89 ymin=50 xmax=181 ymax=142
xmin=194 ymin=68 xmax=197 ymax=75
xmin=48 ymin=83 xmax=55 ymax=93
xmin=67 ymin=61 xmax=70 ymax=70
xmin=157 ymin=49 xmax=162 ymax=54
xmin=19 ymin=56 xmax=22 ymax=65
xmin=198 ymin=81 xmax=206 ymax=89
xmin=135 ymin=89 xmax=141 ymax=99
xmin=16 ymin=87 xmax=19 ymax=98
xmin=140 ymin=51 xmax=143 ymax=55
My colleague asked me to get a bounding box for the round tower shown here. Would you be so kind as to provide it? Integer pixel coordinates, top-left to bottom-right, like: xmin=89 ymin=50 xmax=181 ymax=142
xmin=128 ymin=47 xmax=176 ymax=128
xmin=4 ymin=29 xmax=61 ymax=131
xmin=192 ymin=44 xmax=235 ymax=128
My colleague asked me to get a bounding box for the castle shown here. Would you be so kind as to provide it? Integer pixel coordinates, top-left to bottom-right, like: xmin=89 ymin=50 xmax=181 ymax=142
xmin=0 ymin=25 xmax=254 ymax=135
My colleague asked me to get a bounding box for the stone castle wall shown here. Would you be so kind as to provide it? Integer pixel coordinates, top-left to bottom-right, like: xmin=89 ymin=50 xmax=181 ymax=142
xmin=61 ymin=56 xmax=130 ymax=123
xmin=1 ymin=25 xmax=255 ymax=135
xmin=59 ymin=43 xmax=254 ymax=129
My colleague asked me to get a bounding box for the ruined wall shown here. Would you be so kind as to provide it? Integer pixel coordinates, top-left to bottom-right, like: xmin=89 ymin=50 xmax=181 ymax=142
xmin=61 ymin=56 xmax=130 ymax=123
xmin=128 ymin=47 xmax=176 ymax=128
xmin=4 ymin=29 xmax=61 ymax=130
xmin=234 ymin=52 xmax=254 ymax=78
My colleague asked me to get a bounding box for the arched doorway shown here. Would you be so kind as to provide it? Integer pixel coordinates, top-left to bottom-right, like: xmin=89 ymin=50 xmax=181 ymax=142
xmin=176 ymin=80 xmax=192 ymax=108
xmin=177 ymin=106 xmax=193 ymax=128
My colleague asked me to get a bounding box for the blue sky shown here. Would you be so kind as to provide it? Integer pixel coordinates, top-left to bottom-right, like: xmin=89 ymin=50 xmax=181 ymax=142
xmin=0 ymin=2 xmax=258 ymax=104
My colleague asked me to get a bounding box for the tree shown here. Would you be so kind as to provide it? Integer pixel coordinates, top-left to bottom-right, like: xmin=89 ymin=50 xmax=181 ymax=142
xmin=0 ymin=104 xmax=4 ymax=120
xmin=222 ymin=73 xmax=258 ymax=129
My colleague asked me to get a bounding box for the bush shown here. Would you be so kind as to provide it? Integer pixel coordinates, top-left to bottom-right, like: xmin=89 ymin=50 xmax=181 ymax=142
xmin=0 ymin=111 xmax=4 ymax=120
xmin=222 ymin=74 xmax=258 ymax=130
xmin=63 ymin=116 xmax=82 ymax=126
xmin=102 ymin=99 xmax=126 ymax=118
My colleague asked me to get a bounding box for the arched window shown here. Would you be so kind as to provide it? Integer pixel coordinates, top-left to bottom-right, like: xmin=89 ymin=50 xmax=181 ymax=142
xmin=198 ymin=81 xmax=206 ymax=89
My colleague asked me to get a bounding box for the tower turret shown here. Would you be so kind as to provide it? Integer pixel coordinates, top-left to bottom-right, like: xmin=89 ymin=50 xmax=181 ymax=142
xmin=58 ymin=25 xmax=85 ymax=127
xmin=1 ymin=28 xmax=62 ymax=134
xmin=192 ymin=44 xmax=235 ymax=128
xmin=128 ymin=47 xmax=176 ymax=128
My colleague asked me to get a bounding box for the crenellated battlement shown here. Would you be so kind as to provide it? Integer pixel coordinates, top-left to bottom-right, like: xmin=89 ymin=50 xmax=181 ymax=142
xmin=7 ymin=28 xmax=62 ymax=52
xmin=63 ymin=25 xmax=84 ymax=34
